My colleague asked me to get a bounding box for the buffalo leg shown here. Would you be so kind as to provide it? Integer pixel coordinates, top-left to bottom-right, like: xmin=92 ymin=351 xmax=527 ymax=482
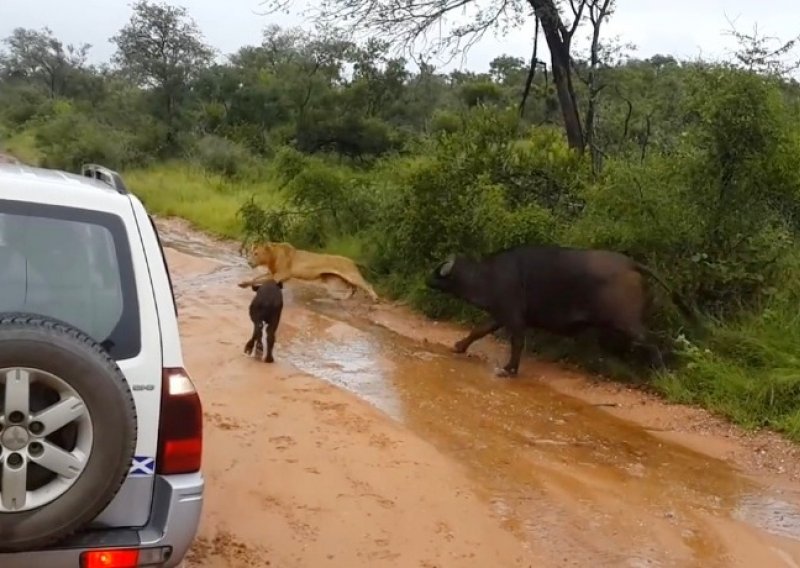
xmin=498 ymin=325 xmax=525 ymax=377
xmin=640 ymin=341 xmax=665 ymax=369
xmin=498 ymin=333 xmax=524 ymax=377
xmin=598 ymin=329 xmax=631 ymax=358
xmin=628 ymin=337 xmax=665 ymax=369
xmin=610 ymin=324 xmax=665 ymax=370
xmin=454 ymin=320 xmax=502 ymax=353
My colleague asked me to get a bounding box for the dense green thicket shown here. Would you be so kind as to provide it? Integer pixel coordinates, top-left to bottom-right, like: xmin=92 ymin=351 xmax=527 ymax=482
xmin=3 ymin=2 xmax=800 ymax=439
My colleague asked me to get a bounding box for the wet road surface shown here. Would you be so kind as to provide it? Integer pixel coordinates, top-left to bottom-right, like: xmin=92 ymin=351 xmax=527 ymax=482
xmin=160 ymin=219 xmax=800 ymax=567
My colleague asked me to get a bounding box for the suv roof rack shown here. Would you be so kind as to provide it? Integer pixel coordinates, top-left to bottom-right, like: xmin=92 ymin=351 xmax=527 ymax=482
xmin=80 ymin=163 xmax=129 ymax=195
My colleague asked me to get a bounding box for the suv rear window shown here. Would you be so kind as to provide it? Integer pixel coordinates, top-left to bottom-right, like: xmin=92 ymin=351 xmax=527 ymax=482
xmin=0 ymin=199 xmax=141 ymax=360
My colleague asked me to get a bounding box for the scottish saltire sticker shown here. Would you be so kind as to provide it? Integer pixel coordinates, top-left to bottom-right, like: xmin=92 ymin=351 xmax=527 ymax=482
xmin=129 ymin=456 xmax=155 ymax=476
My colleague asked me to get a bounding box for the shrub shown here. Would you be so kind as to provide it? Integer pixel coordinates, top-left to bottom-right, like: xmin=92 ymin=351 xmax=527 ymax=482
xmin=568 ymin=67 xmax=800 ymax=320
xmin=0 ymin=84 xmax=50 ymax=128
xmin=239 ymin=146 xmax=381 ymax=250
xmin=191 ymin=134 xmax=257 ymax=179
xmin=369 ymin=107 xmax=578 ymax=318
xmin=33 ymin=102 xmax=137 ymax=171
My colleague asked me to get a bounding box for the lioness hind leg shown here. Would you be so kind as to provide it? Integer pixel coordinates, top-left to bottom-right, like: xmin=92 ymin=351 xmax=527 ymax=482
xmin=321 ymin=273 xmax=354 ymax=300
xmin=344 ymin=272 xmax=378 ymax=302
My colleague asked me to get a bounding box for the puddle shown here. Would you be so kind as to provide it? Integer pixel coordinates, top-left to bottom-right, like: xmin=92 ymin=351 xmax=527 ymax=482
xmin=285 ymin=302 xmax=800 ymax=564
xmin=734 ymin=495 xmax=800 ymax=541
xmin=158 ymin=224 xmax=800 ymax=566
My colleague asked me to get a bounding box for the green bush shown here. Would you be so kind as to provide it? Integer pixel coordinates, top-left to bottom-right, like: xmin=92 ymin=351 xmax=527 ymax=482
xmin=33 ymin=101 xmax=137 ymax=171
xmin=567 ymin=67 xmax=800 ymax=321
xmin=350 ymin=109 xmax=583 ymax=320
xmin=191 ymin=134 xmax=258 ymax=179
xmin=0 ymin=84 xmax=50 ymax=128
xmin=239 ymin=146 xmax=381 ymax=250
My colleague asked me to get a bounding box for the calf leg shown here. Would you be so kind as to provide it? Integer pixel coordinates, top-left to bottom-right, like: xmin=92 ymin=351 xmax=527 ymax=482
xmin=260 ymin=322 xmax=269 ymax=362
xmin=454 ymin=319 xmax=502 ymax=353
xmin=264 ymin=311 xmax=281 ymax=363
xmin=265 ymin=325 xmax=277 ymax=363
xmin=244 ymin=321 xmax=261 ymax=356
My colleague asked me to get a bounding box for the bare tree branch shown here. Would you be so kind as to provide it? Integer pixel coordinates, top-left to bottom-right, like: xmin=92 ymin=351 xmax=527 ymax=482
xmin=566 ymin=0 xmax=586 ymax=42
xmin=519 ymin=15 xmax=543 ymax=116
xmin=613 ymin=85 xmax=633 ymax=140
xmin=723 ymin=14 xmax=800 ymax=77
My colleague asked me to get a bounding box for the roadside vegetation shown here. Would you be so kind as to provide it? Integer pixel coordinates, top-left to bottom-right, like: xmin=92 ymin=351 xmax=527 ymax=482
xmin=3 ymin=1 xmax=800 ymax=438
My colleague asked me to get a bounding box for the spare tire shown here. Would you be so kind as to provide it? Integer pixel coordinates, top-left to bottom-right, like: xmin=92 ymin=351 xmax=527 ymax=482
xmin=0 ymin=312 xmax=137 ymax=551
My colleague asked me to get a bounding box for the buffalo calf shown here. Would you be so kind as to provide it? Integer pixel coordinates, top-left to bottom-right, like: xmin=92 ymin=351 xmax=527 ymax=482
xmin=244 ymin=280 xmax=284 ymax=363
xmin=427 ymin=245 xmax=695 ymax=377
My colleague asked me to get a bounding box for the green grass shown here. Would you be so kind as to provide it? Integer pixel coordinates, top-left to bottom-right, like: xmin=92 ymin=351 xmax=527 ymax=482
xmin=653 ymin=292 xmax=800 ymax=441
xmin=124 ymin=162 xmax=284 ymax=239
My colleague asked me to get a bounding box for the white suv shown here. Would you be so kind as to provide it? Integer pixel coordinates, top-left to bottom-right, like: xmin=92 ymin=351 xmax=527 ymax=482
xmin=0 ymin=163 xmax=204 ymax=567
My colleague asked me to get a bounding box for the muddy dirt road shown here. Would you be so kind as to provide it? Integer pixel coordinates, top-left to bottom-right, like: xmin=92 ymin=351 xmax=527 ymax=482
xmin=160 ymin=219 xmax=800 ymax=567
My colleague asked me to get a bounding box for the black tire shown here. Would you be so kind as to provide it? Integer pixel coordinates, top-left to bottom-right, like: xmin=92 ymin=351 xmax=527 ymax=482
xmin=0 ymin=312 xmax=137 ymax=552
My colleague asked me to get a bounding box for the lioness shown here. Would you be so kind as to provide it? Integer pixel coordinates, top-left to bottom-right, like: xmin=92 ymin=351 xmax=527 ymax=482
xmin=237 ymin=241 xmax=379 ymax=302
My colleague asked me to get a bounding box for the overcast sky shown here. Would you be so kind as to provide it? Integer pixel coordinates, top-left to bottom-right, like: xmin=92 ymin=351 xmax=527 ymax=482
xmin=1 ymin=0 xmax=798 ymax=72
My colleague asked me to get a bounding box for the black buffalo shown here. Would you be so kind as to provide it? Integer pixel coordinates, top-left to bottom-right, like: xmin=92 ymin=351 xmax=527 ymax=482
xmin=426 ymin=245 xmax=695 ymax=377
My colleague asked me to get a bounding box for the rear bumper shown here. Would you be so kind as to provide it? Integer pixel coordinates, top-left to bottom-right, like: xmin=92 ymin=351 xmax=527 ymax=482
xmin=0 ymin=472 xmax=204 ymax=567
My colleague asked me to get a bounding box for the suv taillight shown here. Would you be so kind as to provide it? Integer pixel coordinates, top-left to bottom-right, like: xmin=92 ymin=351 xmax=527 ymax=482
xmin=156 ymin=367 xmax=203 ymax=475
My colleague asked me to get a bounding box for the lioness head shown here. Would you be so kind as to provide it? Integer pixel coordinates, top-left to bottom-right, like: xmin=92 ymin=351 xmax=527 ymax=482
xmin=246 ymin=242 xmax=275 ymax=269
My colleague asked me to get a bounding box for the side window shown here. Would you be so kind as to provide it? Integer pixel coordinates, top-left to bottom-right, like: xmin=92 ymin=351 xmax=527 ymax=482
xmin=0 ymin=200 xmax=141 ymax=360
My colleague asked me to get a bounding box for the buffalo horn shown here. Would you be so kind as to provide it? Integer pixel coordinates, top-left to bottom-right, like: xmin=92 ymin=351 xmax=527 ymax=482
xmin=439 ymin=258 xmax=455 ymax=276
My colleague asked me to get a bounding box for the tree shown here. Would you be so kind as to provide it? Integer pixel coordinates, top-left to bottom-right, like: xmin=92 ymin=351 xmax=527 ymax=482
xmin=261 ymin=0 xmax=611 ymax=152
xmin=570 ymin=0 xmax=621 ymax=172
xmin=489 ymin=55 xmax=527 ymax=85
xmin=725 ymin=18 xmax=800 ymax=78
xmin=527 ymin=0 xmax=586 ymax=150
xmin=111 ymin=0 xmax=214 ymax=144
xmin=0 ymin=27 xmax=90 ymax=97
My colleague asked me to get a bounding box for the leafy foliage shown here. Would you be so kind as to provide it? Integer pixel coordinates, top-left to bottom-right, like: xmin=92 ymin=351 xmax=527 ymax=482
xmin=5 ymin=7 xmax=800 ymax=439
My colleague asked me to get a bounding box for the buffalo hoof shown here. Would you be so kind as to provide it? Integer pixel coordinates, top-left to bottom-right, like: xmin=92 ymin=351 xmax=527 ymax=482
xmin=495 ymin=367 xmax=518 ymax=378
xmin=452 ymin=341 xmax=469 ymax=354
xmin=265 ymin=355 xmax=274 ymax=363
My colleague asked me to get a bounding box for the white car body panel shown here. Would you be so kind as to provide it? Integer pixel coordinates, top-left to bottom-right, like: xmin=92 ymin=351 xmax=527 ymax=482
xmin=0 ymin=165 xmax=173 ymax=525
